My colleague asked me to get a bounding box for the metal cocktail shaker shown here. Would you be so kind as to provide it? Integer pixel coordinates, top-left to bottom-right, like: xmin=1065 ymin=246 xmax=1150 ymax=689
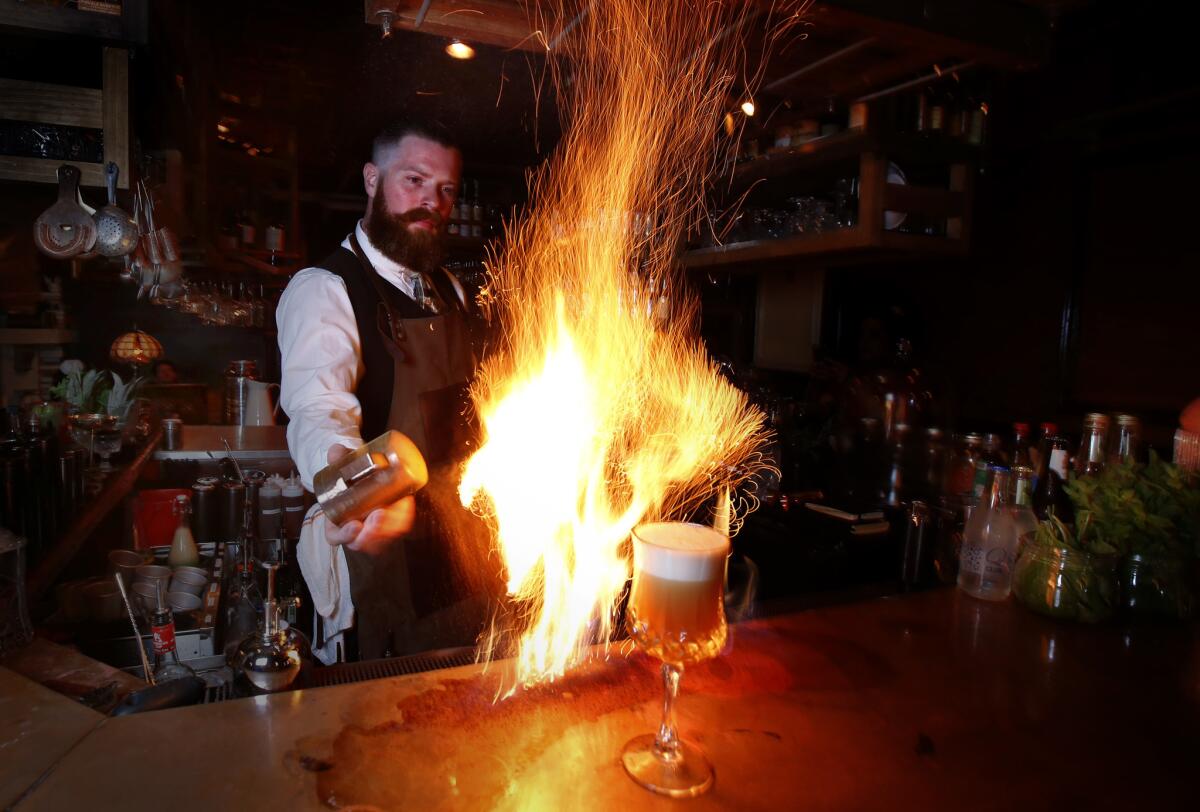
xmin=313 ymin=431 xmax=428 ymax=527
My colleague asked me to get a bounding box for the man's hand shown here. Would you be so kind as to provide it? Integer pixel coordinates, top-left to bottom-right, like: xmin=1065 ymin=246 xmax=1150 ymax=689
xmin=323 ymin=445 xmax=416 ymax=554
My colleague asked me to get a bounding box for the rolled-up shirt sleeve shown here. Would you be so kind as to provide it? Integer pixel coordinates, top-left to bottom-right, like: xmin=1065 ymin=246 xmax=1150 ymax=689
xmin=277 ymin=267 xmax=364 ymax=490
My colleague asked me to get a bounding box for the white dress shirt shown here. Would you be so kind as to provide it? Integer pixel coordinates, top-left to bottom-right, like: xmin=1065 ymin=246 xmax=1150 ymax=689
xmin=276 ymin=221 xmax=463 ymax=663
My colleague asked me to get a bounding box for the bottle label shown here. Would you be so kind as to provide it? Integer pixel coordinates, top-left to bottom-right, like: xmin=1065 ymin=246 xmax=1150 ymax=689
xmin=972 ymin=461 xmax=991 ymax=499
xmin=1049 ymin=448 xmax=1068 ymax=479
xmin=152 ymin=621 xmax=176 ymax=656
xmin=1014 ymin=477 xmax=1032 ymax=507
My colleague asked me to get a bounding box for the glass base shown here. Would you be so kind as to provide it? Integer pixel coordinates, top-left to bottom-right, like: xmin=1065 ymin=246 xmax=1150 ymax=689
xmin=621 ymin=734 xmax=714 ymax=798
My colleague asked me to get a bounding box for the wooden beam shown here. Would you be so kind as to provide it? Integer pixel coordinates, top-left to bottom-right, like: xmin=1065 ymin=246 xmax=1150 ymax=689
xmin=102 ymin=47 xmax=130 ymax=190
xmin=0 ymin=0 xmax=124 ymax=38
xmin=0 ymin=79 xmax=103 ymax=129
xmin=810 ymin=1 xmax=1047 ymax=69
xmin=0 ymin=156 xmax=104 ymax=187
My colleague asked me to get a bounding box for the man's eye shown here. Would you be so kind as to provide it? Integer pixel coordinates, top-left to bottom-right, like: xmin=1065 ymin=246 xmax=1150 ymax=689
xmin=406 ymin=175 xmax=422 ymax=185
xmin=441 ymin=186 xmax=456 ymax=196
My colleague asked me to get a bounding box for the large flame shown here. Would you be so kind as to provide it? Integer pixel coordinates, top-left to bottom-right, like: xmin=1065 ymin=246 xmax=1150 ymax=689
xmin=459 ymin=0 xmax=803 ymax=688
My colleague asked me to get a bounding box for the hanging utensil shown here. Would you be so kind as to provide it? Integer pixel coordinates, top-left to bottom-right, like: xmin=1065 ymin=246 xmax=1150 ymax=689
xmin=140 ymin=181 xmax=164 ymax=266
xmin=94 ymin=162 xmax=139 ymax=257
xmin=33 ymin=165 xmax=98 ymax=259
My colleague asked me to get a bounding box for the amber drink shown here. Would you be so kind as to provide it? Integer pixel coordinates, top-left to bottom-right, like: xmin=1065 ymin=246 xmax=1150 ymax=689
xmin=627 ymin=522 xmax=729 ymax=666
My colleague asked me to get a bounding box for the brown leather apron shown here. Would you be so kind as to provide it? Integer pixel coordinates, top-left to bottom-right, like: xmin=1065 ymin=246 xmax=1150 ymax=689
xmin=338 ymin=233 xmax=493 ymax=660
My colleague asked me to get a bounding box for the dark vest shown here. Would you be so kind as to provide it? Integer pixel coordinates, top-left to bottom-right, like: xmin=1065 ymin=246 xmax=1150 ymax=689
xmin=318 ymin=239 xmax=493 ymax=660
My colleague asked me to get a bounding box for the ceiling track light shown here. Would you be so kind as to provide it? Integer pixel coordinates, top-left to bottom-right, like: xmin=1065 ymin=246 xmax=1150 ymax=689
xmin=445 ymin=38 xmax=475 ymax=60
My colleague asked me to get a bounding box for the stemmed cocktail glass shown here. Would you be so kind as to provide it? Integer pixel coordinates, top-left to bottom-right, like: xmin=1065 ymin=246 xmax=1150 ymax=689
xmin=622 ymin=521 xmax=730 ymax=798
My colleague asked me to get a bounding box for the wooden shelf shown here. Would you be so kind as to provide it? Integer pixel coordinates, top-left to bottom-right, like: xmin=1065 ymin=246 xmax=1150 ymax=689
xmin=727 ymin=129 xmax=980 ymax=193
xmin=0 ymin=48 xmax=129 ymax=187
xmin=681 ymin=224 xmax=967 ymax=270
xmin=691 ymin=120 xmax=976 ymax=269
xmin=0 ymin=328 xmax=77 ymax=345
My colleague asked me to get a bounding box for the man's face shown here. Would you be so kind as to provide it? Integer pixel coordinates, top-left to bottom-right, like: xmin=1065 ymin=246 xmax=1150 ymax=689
xmin=362 ymin=135 xmax=461 ymax=273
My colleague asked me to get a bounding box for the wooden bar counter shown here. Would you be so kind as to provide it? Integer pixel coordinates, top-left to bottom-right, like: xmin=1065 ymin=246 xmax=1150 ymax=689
xmin=5 ymin=588 xmax=1197 ymax=810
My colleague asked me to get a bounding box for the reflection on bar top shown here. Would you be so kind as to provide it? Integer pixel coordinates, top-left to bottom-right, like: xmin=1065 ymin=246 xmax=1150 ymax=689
xmin=152 ymin=425 xmax=291 ymax=460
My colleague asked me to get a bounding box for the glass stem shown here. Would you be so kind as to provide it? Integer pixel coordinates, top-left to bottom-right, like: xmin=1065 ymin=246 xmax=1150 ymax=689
xmin=655 ymin=662 xmax=682 ymax=760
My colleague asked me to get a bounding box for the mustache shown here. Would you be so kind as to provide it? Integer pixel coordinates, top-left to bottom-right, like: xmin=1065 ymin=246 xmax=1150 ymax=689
xmin=394 ymin=208 xmax=443 ymax=228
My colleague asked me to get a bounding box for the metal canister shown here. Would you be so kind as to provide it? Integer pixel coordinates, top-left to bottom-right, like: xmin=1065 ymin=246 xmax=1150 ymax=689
xmin=221 ymin=479 xmax=247 ymax=542
xmin=57 ymin=451 xmax=78 ymax=518
xmin=191 ymin=476 xmax=220 ymax=544
xmin=224 ymin=360 xmax=259 ymax=425
xmin=161 ymin=418 xmax=183 ymax=450
xmin=313 ymin=431 xmax=428 ymax=527
xmin=0 ymin=450 xmax=23 ymax=538
xmin=242 ymin=469 xmax=266 ymax=520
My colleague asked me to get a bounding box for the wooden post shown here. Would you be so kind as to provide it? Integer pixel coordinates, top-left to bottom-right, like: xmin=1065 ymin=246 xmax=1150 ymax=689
xmin=102 ymin=47 xmax=130 ymax=189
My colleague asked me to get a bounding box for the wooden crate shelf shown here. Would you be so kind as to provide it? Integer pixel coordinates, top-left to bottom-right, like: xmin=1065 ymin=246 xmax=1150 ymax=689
xmin=0 ymin=47 xmax=129 ymax=188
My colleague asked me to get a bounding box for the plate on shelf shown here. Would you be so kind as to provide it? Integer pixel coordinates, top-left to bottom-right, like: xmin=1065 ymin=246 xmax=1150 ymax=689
xmin=884 ymin=162 xmax=906 ymax=231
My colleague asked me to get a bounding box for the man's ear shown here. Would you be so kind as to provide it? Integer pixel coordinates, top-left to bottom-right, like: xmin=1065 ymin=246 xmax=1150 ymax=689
xmin=363 ymin=162 xmax=379 ymax=198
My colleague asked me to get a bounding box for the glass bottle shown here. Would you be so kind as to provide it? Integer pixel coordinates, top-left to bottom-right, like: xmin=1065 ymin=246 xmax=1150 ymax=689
xmin=1011 ymin=422 xmax=1033 ymax=472
xmin=471 ymin=180 xmax=484 ymax=238
xmin=1033 ymin=436 xmax=1072 ymax=521
xmin=168 ymin=494 xmax=200 ymax=569
xmin=958 ymin=467 xmax=1017 ymax=600
xmin=1110 ymin=414 xmax=1141 ymax=464
xmin=1011 ymin=465 xmax=1039 ymax=557
xmin=945 ymin=432 xmax=983 ymax=503
xmin=1032 ymin=421 xmax=1058 ymax=488
xmin=151 ymin=593 xmax=196 ymax=684
xmin=971 ymin=433 xmax=1006 ymax=503
xmin=1074 ymin=413 xmax=1110 ymax=478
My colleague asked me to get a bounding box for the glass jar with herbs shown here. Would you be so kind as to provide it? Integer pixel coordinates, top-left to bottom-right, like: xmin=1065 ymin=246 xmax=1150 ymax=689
xmin=1015 ymin=454 xmax=1199 ymax=623
xmin=1012 ymin=515 xmax=1119 ymax=623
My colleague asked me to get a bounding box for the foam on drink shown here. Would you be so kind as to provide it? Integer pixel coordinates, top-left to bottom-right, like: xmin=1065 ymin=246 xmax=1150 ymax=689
xmin=633 ymin=522 xmax=729 ymax=582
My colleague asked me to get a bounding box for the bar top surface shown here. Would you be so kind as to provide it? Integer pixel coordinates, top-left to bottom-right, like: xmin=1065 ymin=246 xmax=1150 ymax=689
xmin=10 ymin=588 xmax=1198 ymax=810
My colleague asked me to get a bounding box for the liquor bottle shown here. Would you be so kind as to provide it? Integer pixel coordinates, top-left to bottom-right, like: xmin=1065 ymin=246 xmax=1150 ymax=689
xmin=945 ymin=432 xmax=983 ymax=503
xmin=1110 ymin=414 xmax=1141 ymax=464
xmin=1033 ymin=436 xmax=1072 ymax=521
xmin=1031 ymin=421 xmax=1058 ymax=487
xmin=1074 ymin=412 xmax=1110 ymax=478
xmin=958 ymin=466 xmax=1018 ymax=600
xmin=168 ymin=494 xmax=200 ymax=568
xmin=1011 ymin=423 xmax=1033 ymax=472
xmin=927 ymin=85 xmax=946 ymax=138
xmin=471 ymin=180 xmax=484 ymax=238
xmin=151 ymin=596 xmax=196 ymax=684
xmin=1011 ymin=465 xmax=1038 ymax=557
xmin=449 ymin=179 xmax=464 ymax=236
xmin=915 ymin=87 xmax=931 ymax=135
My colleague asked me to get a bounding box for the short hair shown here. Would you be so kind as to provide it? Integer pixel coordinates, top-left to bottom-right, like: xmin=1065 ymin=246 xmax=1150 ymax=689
xmin=371 ymin=120 xmax=459 ymax=166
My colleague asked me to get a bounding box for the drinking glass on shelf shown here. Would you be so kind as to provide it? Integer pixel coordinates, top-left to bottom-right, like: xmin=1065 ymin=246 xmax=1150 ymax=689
xmin=93 ymin=424 xmax=123 ymax=472
xmin=622 ymin=521 xmax=730 ymax=798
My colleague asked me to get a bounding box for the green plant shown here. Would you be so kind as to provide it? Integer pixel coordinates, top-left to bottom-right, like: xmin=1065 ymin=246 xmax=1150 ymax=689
xmin=49 ymin=361 xmax=106 ymax=413
xmin=1065 ymin=454 xmax=1200 ymax=559
xmin=104 ymin=371 xmax=142 ymax=422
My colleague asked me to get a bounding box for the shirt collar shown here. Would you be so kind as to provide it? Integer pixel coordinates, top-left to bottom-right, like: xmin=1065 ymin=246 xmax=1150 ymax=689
xmin=354 ymin=220 xmax=420 ymax=285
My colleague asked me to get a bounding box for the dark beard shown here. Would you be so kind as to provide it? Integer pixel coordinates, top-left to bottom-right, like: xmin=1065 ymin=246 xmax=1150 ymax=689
xmin=363 ymin=192 xmax=446 ymax=275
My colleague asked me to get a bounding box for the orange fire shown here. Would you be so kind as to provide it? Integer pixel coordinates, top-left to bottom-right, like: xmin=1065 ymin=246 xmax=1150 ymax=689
xmin=459 ymin=0 xmax=804 ymax=690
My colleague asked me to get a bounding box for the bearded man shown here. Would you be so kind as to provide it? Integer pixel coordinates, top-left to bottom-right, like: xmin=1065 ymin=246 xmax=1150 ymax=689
xmin=278 ymin=121 xmax=487 ymax=663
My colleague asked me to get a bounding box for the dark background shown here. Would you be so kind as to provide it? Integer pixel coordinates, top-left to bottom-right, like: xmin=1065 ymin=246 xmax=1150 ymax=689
xmin=2 ymin=0 xmax=1198 ymax=442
